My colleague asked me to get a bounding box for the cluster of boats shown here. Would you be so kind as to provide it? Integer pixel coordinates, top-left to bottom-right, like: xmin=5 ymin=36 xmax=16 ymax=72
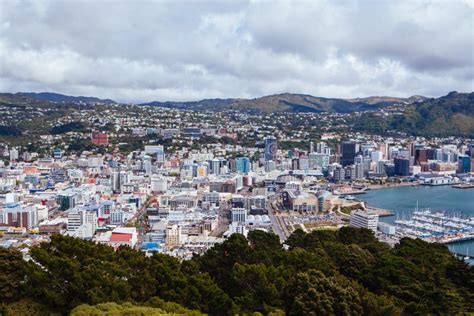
xmin=394 ymin=209 xmax=474 ymax=244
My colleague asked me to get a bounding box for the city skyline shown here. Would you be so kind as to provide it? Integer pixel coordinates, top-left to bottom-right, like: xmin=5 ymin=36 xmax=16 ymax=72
xmin=0 ymin=1 xmax=473 ymax=314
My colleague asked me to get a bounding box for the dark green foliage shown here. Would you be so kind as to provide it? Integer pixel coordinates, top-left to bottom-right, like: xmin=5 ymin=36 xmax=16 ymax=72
xmin=0 ymin=248 xmax=27 ymax=303
xmin=70 ymin=301 xmax=203 ymax=315
xmin=353 ymin=113 xmax=388 ymax=134
xmin=67 ymin=138 xmax=96 ymax=152
xmin=1 ymin=230 xmax=472 ymax=315
xmin=0 ymin=125 xmax=22 ymax=136
xmin=284 ymin=270 xmax=363 ymax=315
xmin=337 ymin=226 xmax=379 ymax=245
xmin=50 ymin=121 xmax=86 ymax=134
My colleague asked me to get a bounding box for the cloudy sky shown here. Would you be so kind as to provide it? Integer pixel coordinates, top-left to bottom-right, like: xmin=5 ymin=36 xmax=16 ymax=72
xmin=0 ymin=0 xmax=473 ymax=102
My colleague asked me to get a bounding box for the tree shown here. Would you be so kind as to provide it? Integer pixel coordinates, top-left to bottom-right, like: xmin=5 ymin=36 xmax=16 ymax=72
xmin=285 ymin=270 xmax=363 ymax=315
xmin=0 ymin=248 xmax=26 ymax=303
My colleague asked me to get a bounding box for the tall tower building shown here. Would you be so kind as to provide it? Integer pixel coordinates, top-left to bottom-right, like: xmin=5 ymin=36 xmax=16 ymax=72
xmin=341 ymin=141 xmax=356 ymax=167
xmin=264 ymin=136 xmax=278 ymax=162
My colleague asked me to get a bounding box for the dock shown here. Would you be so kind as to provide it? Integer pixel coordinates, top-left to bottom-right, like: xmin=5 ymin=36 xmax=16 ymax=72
xmin=365 ymin=206 xmax=394 ymax=217
xmin=337 ymin=189 xmax=367 ymax=196
xmin=452 ymin=183 xmax=474 ymax=189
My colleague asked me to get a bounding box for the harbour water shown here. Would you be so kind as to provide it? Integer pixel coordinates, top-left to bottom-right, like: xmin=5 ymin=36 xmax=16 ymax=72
xmin=359 ymin=185 xmax=474 ymax=264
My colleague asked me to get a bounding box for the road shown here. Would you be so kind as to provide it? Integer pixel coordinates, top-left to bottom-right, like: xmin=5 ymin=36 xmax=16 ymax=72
xmin=210 ymin=200 xmax=230 ymax=237
xmin=266 ymin=196 xmax=289 ymax=242
xmin=129 ymin=196 xmax=155 ymax=248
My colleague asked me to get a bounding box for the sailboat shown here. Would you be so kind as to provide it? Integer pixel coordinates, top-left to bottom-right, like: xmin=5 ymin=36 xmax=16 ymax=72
xmin=464 ymin=248 xmax=470 ymax=261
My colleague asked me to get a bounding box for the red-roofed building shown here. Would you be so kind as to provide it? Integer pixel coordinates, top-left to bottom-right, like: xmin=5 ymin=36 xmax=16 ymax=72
xmin=108 ymin=227 xmax=138 ymax=248
xmin=91 ymin=132 xmax=108 ymax=145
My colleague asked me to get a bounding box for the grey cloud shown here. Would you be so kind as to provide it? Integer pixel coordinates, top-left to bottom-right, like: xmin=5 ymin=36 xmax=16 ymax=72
xmin=0 ymin=0 xmax=472 ymax=103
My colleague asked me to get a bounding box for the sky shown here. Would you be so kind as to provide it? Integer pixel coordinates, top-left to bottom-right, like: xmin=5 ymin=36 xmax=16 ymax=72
xmin=0 ymin=0 xmax=473 ymax=103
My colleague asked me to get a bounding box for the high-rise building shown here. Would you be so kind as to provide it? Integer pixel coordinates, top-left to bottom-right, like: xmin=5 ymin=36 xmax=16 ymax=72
xmin=156 ymin=146 xmax=165 ymax=165
xmin=394 ymin=157 xmax=410 ymax=176
xmin=231 ymin=208 xmax=247 ymax=223
xmin=299 ymin=156 xmax=309 ymax=170
xmin=165 ymin=225 xmax=182 ymax=247
xmin=345 ymin=165 xmax=356 ymax=180
xmin=376 ymin=160 xmax=388 ymax=175
xmin=333 ymin=166 xmax=345 ymax=182
xmin=457 ymin=155 xmax=471 ymax=173
xmin=4 ymin=204 xmax=38 ymax=229
xmin=341 ymin=142 xmax=356 ymax=166
xmin=371 ymin=151 xmax=383 ymax=163
xmin=236 ymin=157 xmax=251 ymax=173
xmin=308 ymin=153 xmax=330 ymax=170
xmin=264 ymin=136 xmax=278 ymax=162
xmin=409 ymin=141 xmax=417 ymax=158
xmin=211 ymin=158 xmax=221 ymax=175
xmin=316 ymin=142 xmax=331 ymax=155
xmin=415 ymin=149 xmax=428 ymax=165
xmin=355 ymin=162 xmax=365 ymax=179
xmin=67 ymin=209 xmax=97 ymax=234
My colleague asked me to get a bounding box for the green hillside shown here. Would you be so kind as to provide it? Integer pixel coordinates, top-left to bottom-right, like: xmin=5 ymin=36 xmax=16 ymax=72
xmin=394 ymin=91 xmax=474 ymax=136
xmin=354 ymin=92 xmax=474 ymax=137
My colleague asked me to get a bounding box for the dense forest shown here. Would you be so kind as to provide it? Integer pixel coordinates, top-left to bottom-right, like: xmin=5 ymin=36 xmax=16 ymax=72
xmin=0 ymin=227 xmax=472 ymax=315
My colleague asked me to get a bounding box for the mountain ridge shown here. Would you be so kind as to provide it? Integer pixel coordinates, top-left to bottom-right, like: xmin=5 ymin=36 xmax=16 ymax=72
xmin=17 ymin=92 xmax=117 ymax=104
xmin=140 ymin=93 xmax=429 ymax=113
xmin=6 ymin=91 xmax=429 ymax=113
xmin=6 ymin=91 xmax=472 ymax=115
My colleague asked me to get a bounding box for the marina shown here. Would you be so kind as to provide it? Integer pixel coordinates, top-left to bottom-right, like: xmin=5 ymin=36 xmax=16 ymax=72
xmin=394 ymin=209 xmax=474 ymax=244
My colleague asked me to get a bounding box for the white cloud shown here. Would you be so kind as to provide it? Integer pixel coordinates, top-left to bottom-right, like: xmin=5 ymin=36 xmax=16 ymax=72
xmin=0 ymin=0 xmax=472 ymax=103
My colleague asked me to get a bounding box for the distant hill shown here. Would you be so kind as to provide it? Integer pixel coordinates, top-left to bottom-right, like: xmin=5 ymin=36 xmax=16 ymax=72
xmin=142 ymin=93 xmax=425 ymax=113
xmin=17 ymin=92 xmax=116 ymax=104
xmin=354 ymin=91 xmax=474 ymax=137
xmin=6 ymin=91 xmax=425 ymax=112
xmin=348 ymin=95 xmax=427 ymax=105
xmin=144 ymin=98 xmax=238 ymax=110
xmin=395 ymin=91 xmax=474 ymax=136
xmin=0 ymin=93 xmax=41 ymax=105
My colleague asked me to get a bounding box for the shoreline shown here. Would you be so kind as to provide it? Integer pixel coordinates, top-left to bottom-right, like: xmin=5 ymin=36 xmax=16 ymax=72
xmin=367 ymin=182 xmax=421 ymax=191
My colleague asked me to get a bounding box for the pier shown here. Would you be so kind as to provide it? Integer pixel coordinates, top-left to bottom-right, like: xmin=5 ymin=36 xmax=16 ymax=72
xmin=452 ymin=183 xmax=474 ymax=189
xmin=365 ymin=206 xmax=394 ymax=217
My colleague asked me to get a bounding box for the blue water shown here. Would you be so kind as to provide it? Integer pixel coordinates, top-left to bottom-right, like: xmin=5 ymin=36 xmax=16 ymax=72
xmin=359 ymin=185 xmax=474 ymax=264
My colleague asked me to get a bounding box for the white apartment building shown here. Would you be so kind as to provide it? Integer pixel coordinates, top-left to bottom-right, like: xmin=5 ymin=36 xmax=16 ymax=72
xmin=349 ymin=211 xmax=379 ymax=232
